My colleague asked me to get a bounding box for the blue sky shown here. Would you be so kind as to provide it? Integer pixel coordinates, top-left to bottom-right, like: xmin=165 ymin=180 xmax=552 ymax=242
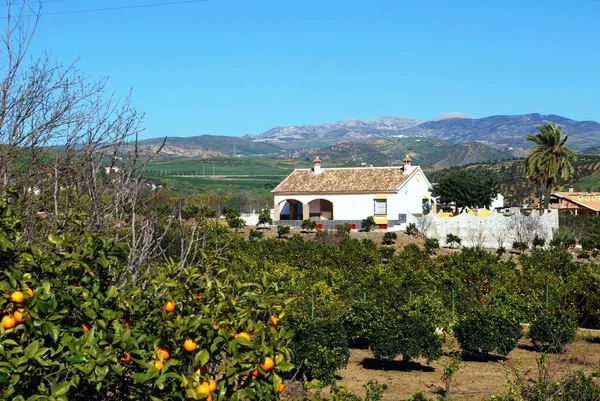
xmin=7 ymin=0 xmax=600 ymax=138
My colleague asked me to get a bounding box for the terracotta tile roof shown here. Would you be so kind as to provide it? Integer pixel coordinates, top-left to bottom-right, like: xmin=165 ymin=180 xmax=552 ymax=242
xmin=552 ymin=192 xmax=600 ymax=212
xmin=272 ymin=166 xmax=416 ymax=194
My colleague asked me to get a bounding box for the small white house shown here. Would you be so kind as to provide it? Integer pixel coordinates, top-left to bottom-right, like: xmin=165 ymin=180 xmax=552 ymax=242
xmin=272 ymin=156 xmax=434 ymax=230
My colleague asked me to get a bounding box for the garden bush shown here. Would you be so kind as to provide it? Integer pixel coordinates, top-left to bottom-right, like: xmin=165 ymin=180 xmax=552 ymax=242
xmin=382 ymin=232 xmax=397 ymax=245
xmin=361 ymin=216 xmax=376 ymax=232
xmin=288 ymin=316 xmax=349 ymax=385
xmin=454 ymin=304 xmax=522 ymax=356
xmin=301 ymin=219 xmax=317 ymax=231
xmin=446 ymin=233 xmax=461 ymax=248
xmin=424 ymin=238 xmax=440 ymax=254
xmin=277 ymin=224 xmax=291 ymax=239
xmin=529 ymin=308 xmax=578 ymax=353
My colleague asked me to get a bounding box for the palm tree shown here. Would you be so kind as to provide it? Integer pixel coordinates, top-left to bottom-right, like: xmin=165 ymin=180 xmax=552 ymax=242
xmin=525 ymin=123 xmax=577 ymax=211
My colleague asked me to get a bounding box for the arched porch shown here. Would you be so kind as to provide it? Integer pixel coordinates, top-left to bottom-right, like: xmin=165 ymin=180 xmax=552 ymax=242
xmin=276 ymin=199 xmax=304 ymax=221
xmin=308 ymin=199 xmax=333 ymax=220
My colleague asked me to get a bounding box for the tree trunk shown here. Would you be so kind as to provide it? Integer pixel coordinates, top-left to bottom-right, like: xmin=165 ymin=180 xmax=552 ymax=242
xmin=543 ymin=178 xmax=554 ymax=211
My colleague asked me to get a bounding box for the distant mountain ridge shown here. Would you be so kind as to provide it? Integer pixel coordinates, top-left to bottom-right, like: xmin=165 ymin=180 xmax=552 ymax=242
xmin=253 ymin=113 xmax=600 ymax=152
xmin=136 ymin=112 xmax=600 ymax=167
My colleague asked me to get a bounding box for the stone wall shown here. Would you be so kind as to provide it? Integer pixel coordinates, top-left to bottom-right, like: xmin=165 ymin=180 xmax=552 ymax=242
xmin=421 ymin=209 xmax=559 ymax=249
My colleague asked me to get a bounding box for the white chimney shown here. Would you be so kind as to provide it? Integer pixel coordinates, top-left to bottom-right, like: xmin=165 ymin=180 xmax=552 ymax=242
xmin=313 ymin=156 xmax=322 ymax=174
xmin=403 ymin=154 xmax=412 ymax=175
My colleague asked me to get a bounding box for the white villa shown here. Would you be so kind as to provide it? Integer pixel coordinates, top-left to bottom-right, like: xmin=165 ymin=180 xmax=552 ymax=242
xmin=272 ymin=156 xmax=435 ymax=230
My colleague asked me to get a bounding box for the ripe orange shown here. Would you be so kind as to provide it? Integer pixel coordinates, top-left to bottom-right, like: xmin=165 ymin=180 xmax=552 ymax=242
xmin=14 ymin=308 xmax=25 ymax=323
xmin=194 ymin=293 xmax=203 ymax=300
xmin=2 ymin=315 xmax=15 ymax=329
xmin=119 ymin=352 xmax=131 ymax=362
xmin=154 ymin=360 xmax=164 ymax=370
xmin=207 ymin=378 xmax=217 ymax=392
xmin=260 ymin=356 xmax=275 ymax=372
xmin=184 ymin=339 xmax=197 ymax=352
xmin=269 ymin=315 xmax=279 ymax=326
xmin=25 ymin=288 xmax=34 ymax=299
xmin=235 ymin=331 xmax=251 ymax=342
xmin=10 ymin=291 xmax=24 ymax=303
xmin=162 ymin=301 xmax=175 ymax=312
xmin=278 ymin=383 xmax=285 ymax=393
xmin=196 ymin=382 xmax=210 ymax=394
xmin=81 ymin=323 xmax=90 ymax=332
xmin=156 ymin=348 xmax=170 ymax=360
xmin=251 ymin=368 xmax=259 ymax=378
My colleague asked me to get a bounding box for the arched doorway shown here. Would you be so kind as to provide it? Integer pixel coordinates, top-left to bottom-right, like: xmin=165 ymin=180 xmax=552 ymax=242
xmin=278 ymin=199 xmax=304 ymax=220
xmin=308 ymin=199 xmax=333 ymax=220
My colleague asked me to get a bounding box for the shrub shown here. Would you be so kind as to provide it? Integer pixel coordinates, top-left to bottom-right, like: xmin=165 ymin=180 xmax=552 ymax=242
xmin=341 ymin=301 xmax=378 ymax=348
xmin=578 ymin=252 xmax=591 ymax=260
xmin=277 ymin=224 xmax=291 ymax=239
xmin=289 ymin=316 xmax=349 ymax=385
xmin=382 ymin=231 xmax=397 ymax=245
xmin=225 ymin=207 xmax=246 ymax=228
xmin=257 ymin=208 xmax=273 ymax=228
xmin=512 ymin=241 xmax=528 ymax=253
xmin=301 ymin=219 xmax=317 ymax=231
xmin=379 ymin=246 xmax=395 ymax=262
xmin=529 ymin=309 xmax=578 ymax=353
xmin=361 ymin=216 xmax=376 ymax=232
xmin=249 ymin=229 xmax=263 ymax=240
xmin=549 ymin=227 xmax=576 ymax=248
xmin=522 ymin=371 xmax=600 ymax=401
xmin=496 ymin=246 xmax=506 ymax=256
xmin=454 ymin=305 xmax=522 ymax=356
xmin=424 ymin=238 xmax=440 ymax=254
xmin=446 ymin=233 xmax=462 ymax=248
xmin=580 ymin=235 xmax=596 ymax=251
xmin=532 ymin=235 xmax=545 ymax=248
xmin=369 ymin=303 xmax=442 ymax=362
xmin=336 ymin=223 xmax=351 ymax=236
xmin=405 ymin=223 xmax=418 ymax=237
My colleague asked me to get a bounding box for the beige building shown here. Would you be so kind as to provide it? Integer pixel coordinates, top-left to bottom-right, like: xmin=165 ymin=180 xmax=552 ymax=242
xmin=549 ymin=190 xmax=600 ymax=217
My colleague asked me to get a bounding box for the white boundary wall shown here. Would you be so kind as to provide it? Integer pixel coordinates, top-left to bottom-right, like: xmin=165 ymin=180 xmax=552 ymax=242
xmin=421 ymin=209 xmax=559 ymax=249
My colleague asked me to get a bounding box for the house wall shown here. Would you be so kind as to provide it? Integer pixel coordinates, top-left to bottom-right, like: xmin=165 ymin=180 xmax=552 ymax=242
xmin=274 ymin=168 xmax=432 ymax=222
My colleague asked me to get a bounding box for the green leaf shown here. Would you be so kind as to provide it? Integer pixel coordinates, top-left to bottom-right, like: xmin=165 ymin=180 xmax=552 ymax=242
xmin=48 ymin=233 xmax=64 ymax=247
xmin=52 ymin=381 xmax=71 ymax=396
xmin=196 ymin=349 xmax=209 ymax=366
xmin=67 ymin=354 xmax=88 ymax=364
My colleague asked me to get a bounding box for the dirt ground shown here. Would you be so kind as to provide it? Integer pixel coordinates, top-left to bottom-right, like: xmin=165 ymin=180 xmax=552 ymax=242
xmin=336 ymin=336 xmax=600 ymax=400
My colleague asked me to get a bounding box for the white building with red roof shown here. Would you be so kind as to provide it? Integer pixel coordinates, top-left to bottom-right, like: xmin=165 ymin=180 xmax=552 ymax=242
xmin=272 ymin=156 xmax=434 ymax=230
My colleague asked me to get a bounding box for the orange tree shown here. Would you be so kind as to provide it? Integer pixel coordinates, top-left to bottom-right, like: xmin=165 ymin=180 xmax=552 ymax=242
xmin=0 ymin=190 xmax=295 ymax=400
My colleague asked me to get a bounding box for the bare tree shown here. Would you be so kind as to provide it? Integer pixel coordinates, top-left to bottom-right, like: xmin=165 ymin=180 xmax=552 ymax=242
xmin=466 ymin=224 xmax=487 ymax=248
xmin=509 ymin=211 xmax=544 ymax=247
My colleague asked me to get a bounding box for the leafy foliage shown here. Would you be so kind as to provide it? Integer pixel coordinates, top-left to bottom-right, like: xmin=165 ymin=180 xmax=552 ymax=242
xmin=257 ymin=208 xmax=273 ymax=228
xmin=446 ymin=233 xmax=461 ymax=248
xmin=289 ymin=316 xmax=349 ymax=385
xmin=277 ymin=225 xmax=291 ymax=239
xmin=525 ymin=123 xmax=577 ymax=210
xmin=382 ymin=232 xmax=397 ymax=245
xmin=301 ymin=219 xmax=317 ymax=231
xmin=454 ymin=304 xmax=522 ymax=356
xmin=424 ymin=238 xmax=440 ymax=254
xmin=361 ymin=216 xmax=376 ymax=232
xmin=529 ymin=308 xmax=578 ymax=353
xmin=430 ymin=170 xmax=498 ymax=210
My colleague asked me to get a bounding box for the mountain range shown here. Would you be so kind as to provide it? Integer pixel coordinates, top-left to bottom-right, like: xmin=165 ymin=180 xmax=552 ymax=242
xmin=138 ymin=113 xmax=600 ymax=167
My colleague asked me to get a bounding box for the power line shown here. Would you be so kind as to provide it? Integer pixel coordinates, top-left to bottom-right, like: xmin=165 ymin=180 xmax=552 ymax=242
xmin=3 ymin=0 xmax=207 ymax=17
